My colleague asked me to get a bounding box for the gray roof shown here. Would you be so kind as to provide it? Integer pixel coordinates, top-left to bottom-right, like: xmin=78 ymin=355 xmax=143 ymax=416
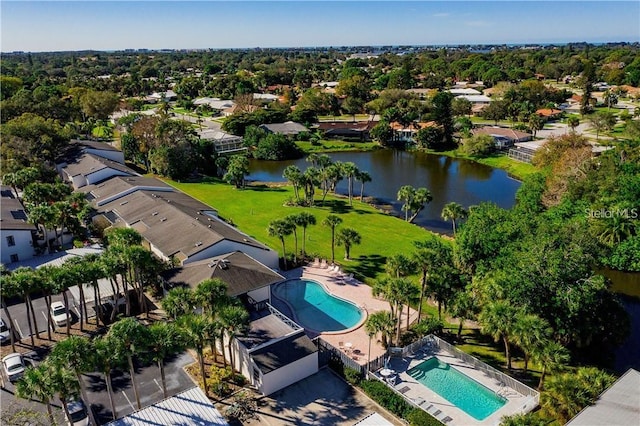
xmin=567 ymin=368 xmax=640 ymax=426
xmin=251 ymin=331 xmax=317 ymax=374
xmin=237 ymin=313 xmax=298 ymax=350
xmin=162 ymin=251 xmax=283 ymax=295
xmin=71 ymin=139 xmax=121 ymax=152
xmin=0 ymin=187 xmax=35 ymax=231
xmin=98 ymin=190 xmax=269 ymax=259
xmin=62 ymin=153 xmax=136 ymax=179
xmin=106 ymin=386 xmax=228 ymax=426
xmin=81 ymin=176 xmax=173 ymax=206
xmin=260 ymin=121 xmax=309 ymax=135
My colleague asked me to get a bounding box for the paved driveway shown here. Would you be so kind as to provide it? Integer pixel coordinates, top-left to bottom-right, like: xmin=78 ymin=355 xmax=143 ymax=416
xmin=84 ymin=351 xmax=196 ymax=425
xmin=253 ymin=368 xmax=401 ymax=426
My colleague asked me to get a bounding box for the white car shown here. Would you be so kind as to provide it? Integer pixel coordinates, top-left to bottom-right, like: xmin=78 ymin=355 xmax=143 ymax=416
xmin=66 ymin=398 xmax=89 ymax=426
xmin=2 ymin=353 xmax=25 ymax=382
xmin=0 ymin=319 xmax=10 ymax=344
xmin=51 ymin=301 xmax=69 ymax=327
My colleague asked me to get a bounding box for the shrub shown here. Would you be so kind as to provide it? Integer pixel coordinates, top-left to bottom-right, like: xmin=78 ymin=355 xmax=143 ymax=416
xmin=360 ymin=380 xmax=412 ymax=418
xmin=72 ymin=239 xmax=85 ymax=248
xmin=407 ymin=408 xmax=441 ymax=426
xmin=344 ymin=367 xmax=363 ymax=385
xmin=460 ymin=134 xmax=495 ymax=157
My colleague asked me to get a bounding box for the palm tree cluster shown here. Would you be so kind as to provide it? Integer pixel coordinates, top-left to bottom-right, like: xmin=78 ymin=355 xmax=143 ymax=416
xmin=267 ymin=212 xmax=317 ymax=268
xmin=162 ymin=279 xmax=249 ymax=395
xmin=396 ymin=185 xmax=432 ymax=223
xmin=282 ymin=153 xmax=373 ymax=207
xmin=0 ymin=228 xmax=165 ymax=350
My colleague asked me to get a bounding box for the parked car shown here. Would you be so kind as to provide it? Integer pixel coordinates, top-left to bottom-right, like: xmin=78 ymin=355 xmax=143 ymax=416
xmin=51 ymin=301 xmax=69 ymax=327
xmin=0 ymin=319 xmax=11 ymax=344
xmin=65 ymin=398 xmax=90 ymax=426
xmin=2 ymin=353 xmax=25 ymax=382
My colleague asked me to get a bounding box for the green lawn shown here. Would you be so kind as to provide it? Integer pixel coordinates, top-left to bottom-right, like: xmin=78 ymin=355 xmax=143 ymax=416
xmin=163 ymin=178 xmax=442 ymax=281
xmin=422 ymin=149 xmax=538 ymax=181
xmin=296 ymin=139 xmax=380 ymax=153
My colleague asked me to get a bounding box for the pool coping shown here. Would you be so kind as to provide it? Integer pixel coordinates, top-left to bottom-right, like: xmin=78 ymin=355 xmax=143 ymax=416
xmin=408 ymin=356 xmax=507 ymax=421
xmin=272 ymin=278 xmax=368 ymax=336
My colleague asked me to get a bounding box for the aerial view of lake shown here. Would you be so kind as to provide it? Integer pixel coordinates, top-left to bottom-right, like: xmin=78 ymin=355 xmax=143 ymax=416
xmin=248 ymin=150 xmax=522 ymax=234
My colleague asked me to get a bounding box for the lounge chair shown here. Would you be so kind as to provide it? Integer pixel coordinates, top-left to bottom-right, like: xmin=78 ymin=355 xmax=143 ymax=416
xmin=396 ymin=385 xmax=410 ymax=394
xmin=311 ymin=257 xmax=320 ymax=267
xmin=320 ymin=259 xmax=328 ymax=269
xmin=442 ymin=416 xmax=453 ymax=424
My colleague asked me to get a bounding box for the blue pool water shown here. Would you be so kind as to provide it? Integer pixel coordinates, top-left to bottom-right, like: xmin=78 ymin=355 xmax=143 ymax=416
xmin=273 ymin=279 xmax=364 ymax=332
xmin=408 ymin=357 xmax=506 ymax=420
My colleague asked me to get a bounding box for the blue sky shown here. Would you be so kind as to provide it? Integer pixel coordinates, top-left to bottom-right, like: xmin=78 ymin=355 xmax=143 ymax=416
xmin=1 ymin=1 xmax=639 ymax=52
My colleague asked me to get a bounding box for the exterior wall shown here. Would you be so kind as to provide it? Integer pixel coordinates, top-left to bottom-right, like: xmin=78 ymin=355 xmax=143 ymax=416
xmin=71 ymin=174 xmax=89 ymax=189
xmin=185 ymin=240 xmax=278 ymax=269
xmin=247 ymin=286 xmax=271 ymax=304
xmin=1 ymin=229 xmax=34 ymax=264
xmin=85 ymin=169 xmax=131 ymax=186
xmin=259 ymin=353 xmax=319 ymax=395
xmin=84 ymin=148 xmax=125 ymax=164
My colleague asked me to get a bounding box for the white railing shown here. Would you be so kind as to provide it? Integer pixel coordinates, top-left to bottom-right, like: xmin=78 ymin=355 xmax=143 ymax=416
xmin=266 ymin=303 xmax=301 ymax=330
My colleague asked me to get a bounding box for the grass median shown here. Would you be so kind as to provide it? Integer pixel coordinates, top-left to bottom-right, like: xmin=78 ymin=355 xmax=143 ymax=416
xmin=163 ymin=178 xmax=442 ymax=281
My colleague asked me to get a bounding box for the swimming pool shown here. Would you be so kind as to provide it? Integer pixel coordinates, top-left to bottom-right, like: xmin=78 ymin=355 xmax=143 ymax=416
xmin=273 ymin=279 xmax=364 ymax=332
xmin=408 ymin=357 xmax=506 ymax=420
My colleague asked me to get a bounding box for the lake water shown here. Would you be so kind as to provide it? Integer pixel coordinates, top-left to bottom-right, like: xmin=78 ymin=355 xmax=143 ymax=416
xmin=248 ymin=150 xmax=521 ymax=234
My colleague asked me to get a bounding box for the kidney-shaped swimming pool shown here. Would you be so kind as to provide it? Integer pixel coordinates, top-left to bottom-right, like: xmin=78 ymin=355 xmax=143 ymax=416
xmin=273 ymin=279 xmax=364 ymax=333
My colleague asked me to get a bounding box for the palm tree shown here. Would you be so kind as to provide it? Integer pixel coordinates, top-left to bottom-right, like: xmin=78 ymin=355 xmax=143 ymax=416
xmin=267 ymin=218 xmax=295 ymax=269
xmin=9 ymin=267 xmax=40 ymax=346
xmin=322 ymin=214 xmax=343 ymax=263
xmin=285 ymin=215 xmax=300 ymax=260
xmin=27 ymin=204 xmax=56 ymax=253
xmin=364 ymin=311 xmax=395 ymax=349
xmin=80 ymin=253 xmax=106 ymax=326
xmin=395 ymin=278 xmax=419 ymax=342
xmin=336 ymin=227 xmax=361 ymax=260
xmin=179 ymin=314 xmax=210 ymax=394
xmin=49 ymin=265 xmax=76 ymax=337
xmin=148 ymin=322 xmax=186 ymax=398
xmin=440 ymin=202 xmax=468 ymax=235
xmin=15 ymin=363 xmax=56 ymax=423
xmin=478 ymin=301 xmax=521 ymax=371
xmin=356 ymin=170 xmax=372 ymax=202
xmin=512 ymin=313 xmax=552 ymax=374
xmin=593 ymin=214 xmax=635 ymax=246
xmin=411 ymin=238 xmax=449 ymax=321
xmin=49 ymin=336 xmax=94 ymax=419
xmin=397 ymin=185 xmax=414 ymax=222
xmin=341 ymin=162 xmax=359 ymax=205
xmin=283 ymin=165 xmax=303 ymax=203
xmin=219 ymin=304 xmax=249 ymax=369
xmin=530 ymin=340 xmax=570 ymax=390
xmin=385 ymin=253 xmax=415 ymax=278
xmin=408 ymin=187 xmax=433 ymax=223
xmin=448 ymin=290 xmax=477 ymax=339
xmin=49 ymin=361 xmax=80 ymax=424
xmin=162 ymin=287 xmax=195 ymax=319
xmin=36 ymin=266 xmax=57 ymax=340
xmin=92 ymin=335 xmax=124 ymax=420
xmin=194 ymin=278 xmax=229 ymax=315
xmin=0 ymin=273 xmax=18 ymax=351
xmin=306 ymin=152 xmax=320 ymax=168
xmin=108 ymin=318 xmax=150 ymax=409
xmin=294 ymin=212 xmax=316 ymax=259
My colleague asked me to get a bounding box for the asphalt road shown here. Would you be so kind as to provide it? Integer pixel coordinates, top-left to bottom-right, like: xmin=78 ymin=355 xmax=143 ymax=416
xmin=84 ymin=351 xmax=196 ymax=425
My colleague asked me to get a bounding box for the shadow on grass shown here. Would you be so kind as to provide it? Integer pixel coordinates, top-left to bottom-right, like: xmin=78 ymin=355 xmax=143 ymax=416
xmin=244 ymin=184 xmax=286 ymax=193
xmin=322 ymin=199 xmax=352 ymax=214
xmin=350 ymin=254 xmax=386 ymax=279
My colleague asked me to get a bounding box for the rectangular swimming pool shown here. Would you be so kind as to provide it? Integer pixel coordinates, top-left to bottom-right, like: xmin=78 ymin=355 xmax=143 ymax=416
xmin=407 ymin=357 xmax=506 ymax=420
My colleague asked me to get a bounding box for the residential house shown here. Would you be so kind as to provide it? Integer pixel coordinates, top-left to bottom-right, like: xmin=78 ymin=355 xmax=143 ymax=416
xmin=472 ymin=127 xmax=532 ymax=149
xmin=58 ymin=153 xmax=137 ymax=190
xmin=71 ymin=140 xmax=125 ymax=163
xmin=448 ymin=88 xmax=482 ymax=96
xmin=536 ymin=108 xmax=563 ymax=121
xmin=260 ymin=121 xmax=309 ymax=137
xmin=405 ymin=88 xmax=434 ymax=100
xmin=198 ymin=129 xmax=246 ymax=155
xmin=87 ymin=177 xmax=278 ymax=268
xmin=253 ymin=93 xmax=279 ymax=104
xmin=145 ymin=90 xmax=177 ymax=103
xmin=508 ymin=139 xmax=612 ymax=163
xmin=222 ymin=104 xmax=260 ymax=117
xmin=193 ymin=97 xmax=235 ymax=112
xmin=162 ymin=251 xmax=284 ymax=311
xmin=316 ymin=121 xmax=378 ymax=141
xmin=391 ymin=121 xmax=436 ymax=144
xmin=0 ymin=187 xmax=36 ymax=265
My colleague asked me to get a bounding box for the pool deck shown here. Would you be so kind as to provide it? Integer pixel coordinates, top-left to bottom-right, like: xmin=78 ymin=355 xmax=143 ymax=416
xmin=374 ymin=347 xmax=532 ymax=426
xmin=279 ymin=266 xmax=418 ymax=366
